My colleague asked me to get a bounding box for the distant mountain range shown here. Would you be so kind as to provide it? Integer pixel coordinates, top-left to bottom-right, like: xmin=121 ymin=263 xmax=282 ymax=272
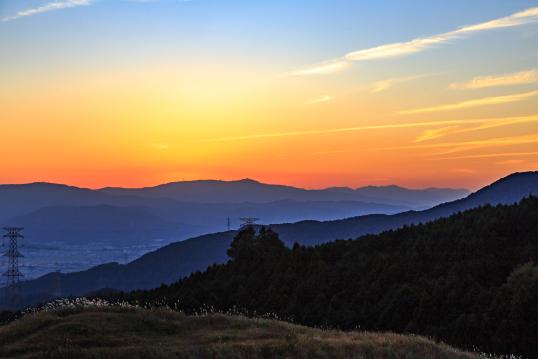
xmin=2 ymin=171 xmax=536 ymax=309
xmin=8 ymin=200 xmax=413 ymax=245
xmin=0 ymin=179 xmax=468 ymax=246
xmin=100 ymin=178 xmax=469 ymax=207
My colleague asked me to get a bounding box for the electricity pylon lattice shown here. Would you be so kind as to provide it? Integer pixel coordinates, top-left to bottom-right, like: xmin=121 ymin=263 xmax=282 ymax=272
xmin=3 ymin=227 xmax=24 ymax=304
xmin=239 ymin=217 xmax=259 ymax=228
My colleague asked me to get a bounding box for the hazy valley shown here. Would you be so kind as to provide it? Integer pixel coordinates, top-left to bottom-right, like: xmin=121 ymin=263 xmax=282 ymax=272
xmin=0 ymin=179 xmax=467 ymax=278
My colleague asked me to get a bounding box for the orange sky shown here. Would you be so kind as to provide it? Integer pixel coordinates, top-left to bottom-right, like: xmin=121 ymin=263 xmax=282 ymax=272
xmin=1 ymin=2 xmax=538 ymax=190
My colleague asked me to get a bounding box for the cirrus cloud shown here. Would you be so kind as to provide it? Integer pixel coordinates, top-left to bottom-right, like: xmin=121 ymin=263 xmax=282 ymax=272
xmin=450 ymin=69 xmax=538 ymax=90
xmin=304 ymin=95 xmax=332 ymax=105
xmin=289 ymin=6 xmax=538 ymax=76
xmin=398 ymin=90 xmax=538 ymax=115
xmin=1 ymin=0 xmax=93 ymax=22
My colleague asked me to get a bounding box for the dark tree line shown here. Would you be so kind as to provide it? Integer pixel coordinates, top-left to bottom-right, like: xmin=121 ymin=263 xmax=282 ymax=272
xmin=119 ymin=198 xmax=538 ymax=358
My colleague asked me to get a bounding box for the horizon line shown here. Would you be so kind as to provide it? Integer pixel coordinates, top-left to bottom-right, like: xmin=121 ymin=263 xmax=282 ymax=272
xmin=0 ymin=177 xmax=475 ymax=192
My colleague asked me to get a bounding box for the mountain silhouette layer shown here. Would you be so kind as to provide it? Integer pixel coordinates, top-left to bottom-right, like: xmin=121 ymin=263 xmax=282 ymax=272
xmin=0 ymin=179 xmax=468 ymax=249
xmin=100 ymin=178 xmax=468 ymax=208
xmin=1 ymin=171 xmax=535 ymax=309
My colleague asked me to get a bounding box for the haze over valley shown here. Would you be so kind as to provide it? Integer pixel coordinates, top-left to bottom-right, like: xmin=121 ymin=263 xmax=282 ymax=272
xmin=1 ymin=179 xmax=468 ymax=278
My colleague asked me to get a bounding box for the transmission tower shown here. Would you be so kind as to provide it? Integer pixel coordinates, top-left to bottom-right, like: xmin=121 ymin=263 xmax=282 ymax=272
xmin=239 ymin=217 xmax=259 ymax=228
xmin=227 ymin=217 xmax=231 ymax=231
xmin=2 ymin=227 xmax=24 ymax=304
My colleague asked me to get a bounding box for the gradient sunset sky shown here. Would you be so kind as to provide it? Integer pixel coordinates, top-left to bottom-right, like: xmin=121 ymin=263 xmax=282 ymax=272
xmin=1 ymin=0 xmax=538 ymax=190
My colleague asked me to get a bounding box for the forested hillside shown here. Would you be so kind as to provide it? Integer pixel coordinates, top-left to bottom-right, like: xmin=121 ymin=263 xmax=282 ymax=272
xmin=122 ymin=197 xmax=538 ymax=358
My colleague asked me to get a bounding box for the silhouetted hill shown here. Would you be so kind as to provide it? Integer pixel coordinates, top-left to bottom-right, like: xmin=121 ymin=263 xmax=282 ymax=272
xmin=0 ymin=180 xmax=420 ymax=279
xmin=0 ymin=183 xmax=111 ymax=222
xmin=100 ymin=178 xmax=469 ymax=208
xmin=273 ymin=171 xmax=538 ymax=246
xmin=0 ymin=179 xmax=463 ymax=248
xmin=0 ymin=306 xmax=479 ymax=359
xmin=2 ymin=171 xmax=536 ymax=309
xmin=0 ymin=182 xmax=187 ymax=225
xmin=124 ymin=196 xmax=538 ymax=358
xmin=7 ymin=200 xmax=409 ymax=246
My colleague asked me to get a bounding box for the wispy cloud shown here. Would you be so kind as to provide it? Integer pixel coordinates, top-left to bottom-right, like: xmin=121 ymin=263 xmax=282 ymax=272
xmin=1 ymin=0 xmax=192 ymax=21
xmin=198 ymin=120 xmax=471 ymax=143
xmin=369 ymin=73 xmax=437 ymax=93
xmin=304 ymin=95 xmax=332 ymax=105
xmin=146 ymin=143 xmax=170 ymax=150
xmin=285 ymin=60 xmax=350 ymax=77
xmin=369 ymin=79 xmax=395 ymax=94
xmin=433 ymin=150 xmax=538 ymax=161
xmin=448 ymin=115 xmax=538 ymax=135
xmin=496 ymin=159 xmax=525 ymax=165
xmin=398 ymin=90 xmax=538 ymax=115
xmin=1 ymin=0 xmax=92 ymax=22
xmin=450 ymin=69 xmax=538 ymax=89
xmin=414 ymin=127 xmax=459 ymax=142
xmin=345 ymin=35 xmax=452 ymax=62
xmin=427 ymin=134 xmax=538 ymax=156
xmin=290 ymin=7 xmax=538 ymax=76
xmin=126 ymin=0 xmax=193 ymax=3
xmin=454 ymin=7 xmax=538 ymax=33
xmin=198 ymin=114 xmax=538 ymax=143
xmin=414 ymin=115 xmax=538 ymax=142
xmin=307 ymin=134 xmax=538 ymax=156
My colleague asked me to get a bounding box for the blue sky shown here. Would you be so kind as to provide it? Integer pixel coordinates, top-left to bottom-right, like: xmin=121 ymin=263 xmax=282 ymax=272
xmin=2 ymin=0 xmax=537 ymax=73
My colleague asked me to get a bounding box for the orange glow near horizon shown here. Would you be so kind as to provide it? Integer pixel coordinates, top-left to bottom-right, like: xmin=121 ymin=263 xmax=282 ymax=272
xmin=2 ymin=64 xmax=538 ymax=191
xmin=1 ymin=3 xmax=537 ymax=191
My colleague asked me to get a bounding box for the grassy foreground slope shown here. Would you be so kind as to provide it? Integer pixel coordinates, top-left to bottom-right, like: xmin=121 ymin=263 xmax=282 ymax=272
xmin=0 ymin=307 xmax=479 ymax=359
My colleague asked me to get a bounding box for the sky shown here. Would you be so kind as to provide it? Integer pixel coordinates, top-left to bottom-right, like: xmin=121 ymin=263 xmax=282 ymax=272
xmin=1 ymin=0 xmax=538 ymax=190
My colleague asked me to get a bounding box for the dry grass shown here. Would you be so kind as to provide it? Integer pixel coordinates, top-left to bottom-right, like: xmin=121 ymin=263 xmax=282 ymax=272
xmin=0 ymin=306 xmax=480 ymax=359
